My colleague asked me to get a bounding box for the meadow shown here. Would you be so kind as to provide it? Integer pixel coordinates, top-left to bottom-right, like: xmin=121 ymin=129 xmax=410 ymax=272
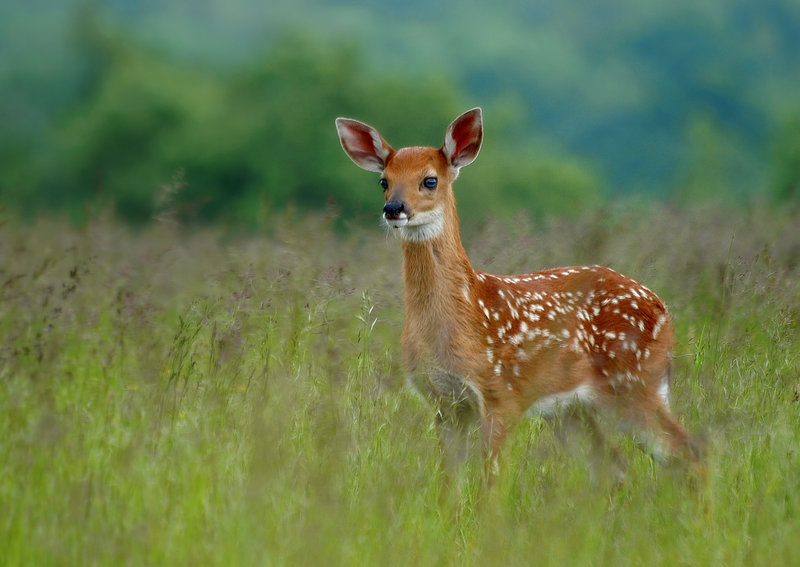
xmin=1 ymin=203 xmax=799 ymax=566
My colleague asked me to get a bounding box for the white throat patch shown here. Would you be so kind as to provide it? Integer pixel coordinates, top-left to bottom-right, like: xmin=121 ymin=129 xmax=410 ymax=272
xmin=384 ymin=205 xmax=445 ymax=242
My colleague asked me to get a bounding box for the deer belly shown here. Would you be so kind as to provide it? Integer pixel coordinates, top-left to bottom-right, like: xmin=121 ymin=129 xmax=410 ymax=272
xmin=526 ymin=384 xmax=597 ymax=418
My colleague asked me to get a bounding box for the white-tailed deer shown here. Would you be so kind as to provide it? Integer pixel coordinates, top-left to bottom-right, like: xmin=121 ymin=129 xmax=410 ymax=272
xmin=335 ymin=108 xmax=702 ymax=484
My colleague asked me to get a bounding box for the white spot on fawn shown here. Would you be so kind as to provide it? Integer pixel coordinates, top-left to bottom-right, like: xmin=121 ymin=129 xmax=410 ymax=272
xmin=653 ymin=314 xmax=667 ymax=339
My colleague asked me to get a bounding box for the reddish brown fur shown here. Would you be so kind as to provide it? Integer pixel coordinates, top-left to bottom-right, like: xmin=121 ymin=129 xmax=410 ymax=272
xmin=336 ymin=109 xmax=701 ymax=483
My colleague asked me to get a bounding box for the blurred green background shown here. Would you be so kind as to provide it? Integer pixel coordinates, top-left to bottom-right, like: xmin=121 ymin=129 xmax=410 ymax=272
xmin=2 ymin=0 xmax=800 ymax=226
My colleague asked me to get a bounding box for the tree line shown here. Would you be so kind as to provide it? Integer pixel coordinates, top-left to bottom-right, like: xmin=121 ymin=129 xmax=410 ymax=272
xmin=1 ymin=3 xmax=799 ymax=226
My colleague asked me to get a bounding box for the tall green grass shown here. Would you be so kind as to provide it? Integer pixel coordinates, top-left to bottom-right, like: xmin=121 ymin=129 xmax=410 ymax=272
xmin=1 ymin=204 xmax=799 ymax=566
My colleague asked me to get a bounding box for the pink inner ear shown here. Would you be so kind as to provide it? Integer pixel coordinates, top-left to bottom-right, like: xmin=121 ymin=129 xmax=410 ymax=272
xmin=451 ymin=115 xmax=480 ymax=147
xmin=342 ymin=125 xmax=377 ymax=154
xmin=453 ymin=142 xmax=479 ymax=163
xmin=350 ymin=150 xmax=385 ymax=170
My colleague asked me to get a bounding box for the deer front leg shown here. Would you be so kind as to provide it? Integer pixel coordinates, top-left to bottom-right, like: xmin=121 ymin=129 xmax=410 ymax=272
xmin=426 ymin=368 xmax=483 ymax=473
xmin=436 ymin=408 xmax=472 ymax=473
xmin=480 ymin=410 xmax=514 ymax=488
xmin=435 ymin=398 xmax=481 ymax=504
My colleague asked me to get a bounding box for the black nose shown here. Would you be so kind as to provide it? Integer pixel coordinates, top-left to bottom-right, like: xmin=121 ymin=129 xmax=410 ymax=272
xmin=383 ymin=201 xmax=405 ymax=219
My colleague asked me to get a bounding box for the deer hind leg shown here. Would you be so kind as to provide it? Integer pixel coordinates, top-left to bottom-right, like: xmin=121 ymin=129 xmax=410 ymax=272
xmin=555 ymin=405 xmax=628 ymax=486
xmin=615 ymin=366 xmax=705 ymax=474
xmin=624 ymin=403 xmax=694 ymax=463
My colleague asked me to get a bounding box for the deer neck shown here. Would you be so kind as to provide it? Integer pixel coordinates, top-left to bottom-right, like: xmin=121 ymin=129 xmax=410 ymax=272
xmin=401 ymin=203 xmax=472 ymax=297
xmin=399 ymin=206 xmax=480 ymax=372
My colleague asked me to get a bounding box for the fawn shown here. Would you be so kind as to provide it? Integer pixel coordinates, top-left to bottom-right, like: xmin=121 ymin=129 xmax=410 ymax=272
xmin=335 ymin=108 xmax=702 ymax=484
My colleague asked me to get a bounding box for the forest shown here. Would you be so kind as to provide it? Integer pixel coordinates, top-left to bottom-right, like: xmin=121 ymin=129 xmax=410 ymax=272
xmin=2 ymin=0 xmax=800 ymax=225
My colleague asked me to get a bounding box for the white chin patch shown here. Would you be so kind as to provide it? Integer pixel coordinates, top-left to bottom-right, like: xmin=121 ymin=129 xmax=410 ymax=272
xmin=383 ymin=205 xmax=445 ymax=242
xmin=384 ymin=215 xmax=409 ymax=229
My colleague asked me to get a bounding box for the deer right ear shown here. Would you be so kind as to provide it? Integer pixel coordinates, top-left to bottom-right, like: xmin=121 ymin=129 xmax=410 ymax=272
xmin=443 ymin=108 xmax=483 ymax=169
xmin=335 ymin=118 xmax=393 ymax=173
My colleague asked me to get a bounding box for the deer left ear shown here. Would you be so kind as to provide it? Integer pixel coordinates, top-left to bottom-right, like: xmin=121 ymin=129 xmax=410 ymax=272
xmin=335 ymin=117 xmax=393 ymax=173
xmin=443 ymin=108 xmax=483 ymax=169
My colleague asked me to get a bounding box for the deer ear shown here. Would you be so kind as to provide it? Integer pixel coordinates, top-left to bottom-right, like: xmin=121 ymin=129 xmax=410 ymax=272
xmin=335 ymin=118 xmax=393 ymax=173
xmin=443 ymin=108 xmax=483 ymax=169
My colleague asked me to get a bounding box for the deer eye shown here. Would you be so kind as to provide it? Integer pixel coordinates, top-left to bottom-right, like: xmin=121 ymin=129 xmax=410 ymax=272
xmin=379 ymin=178 xmax=389 ymax=191
xmin=423 ymin=177 xmax=438 ymax=189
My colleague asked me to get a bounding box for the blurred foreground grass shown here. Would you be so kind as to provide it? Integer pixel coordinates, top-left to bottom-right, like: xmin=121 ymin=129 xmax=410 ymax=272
xmin=1 ymin=204 xmax=799 ymax=566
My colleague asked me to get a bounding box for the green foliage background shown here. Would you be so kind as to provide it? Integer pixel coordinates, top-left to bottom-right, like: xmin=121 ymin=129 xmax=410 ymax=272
xmin=2 ymin=0 xmax=800 ymax=224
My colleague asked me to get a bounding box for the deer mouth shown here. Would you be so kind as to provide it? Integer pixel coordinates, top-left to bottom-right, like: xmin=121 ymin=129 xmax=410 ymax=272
xmin=383 ymin=211 xmax=409 ymax=229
